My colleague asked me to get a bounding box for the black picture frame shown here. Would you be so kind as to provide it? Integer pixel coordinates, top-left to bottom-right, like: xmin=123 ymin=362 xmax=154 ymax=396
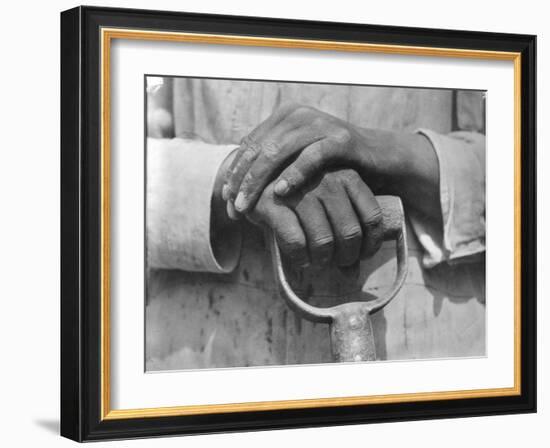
xmin=61 ymin=5 xmax=536 ymax=442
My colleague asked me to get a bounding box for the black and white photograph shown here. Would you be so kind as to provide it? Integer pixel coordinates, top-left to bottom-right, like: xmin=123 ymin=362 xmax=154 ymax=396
xmin=145 ymin=76 xmax=486 ymax=371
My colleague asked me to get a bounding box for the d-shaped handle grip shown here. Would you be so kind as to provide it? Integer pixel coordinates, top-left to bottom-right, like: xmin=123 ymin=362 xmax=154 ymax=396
xmin=269 ymin=195 xmax=408 ymax=362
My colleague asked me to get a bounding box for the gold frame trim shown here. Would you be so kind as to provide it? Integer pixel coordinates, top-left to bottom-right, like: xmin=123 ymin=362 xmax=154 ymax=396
xmin=100 ymin=28 xmax=522 ymax=420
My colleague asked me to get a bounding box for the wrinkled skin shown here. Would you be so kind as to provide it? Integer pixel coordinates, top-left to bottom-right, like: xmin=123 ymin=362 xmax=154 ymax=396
xmin=213 ymin=103 xmax=442 ymax=268
xmin=248 ymin=169 xmax=384 ymax=268
xmin=222 ymin=103 xmax=441 ymax=225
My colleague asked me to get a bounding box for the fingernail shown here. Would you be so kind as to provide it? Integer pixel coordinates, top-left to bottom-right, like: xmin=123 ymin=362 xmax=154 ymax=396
xmin=274 ymin=179 xmax=289 ymax=195
xmin=234 ymin=192 xmax=246 ymax=211
xmin=222 ymin=185 xmax=230 ymax=201
xmin=226 ymin=201 xmax=239 ymax=220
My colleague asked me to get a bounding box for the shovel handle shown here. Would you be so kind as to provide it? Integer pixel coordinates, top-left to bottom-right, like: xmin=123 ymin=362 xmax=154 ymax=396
xmin=270 ymin=195 xmax=408 ymax=323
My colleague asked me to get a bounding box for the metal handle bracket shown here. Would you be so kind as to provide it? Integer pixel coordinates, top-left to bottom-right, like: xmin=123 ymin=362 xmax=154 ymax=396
xmin=270 ymin=195 xmax=409 ymax=362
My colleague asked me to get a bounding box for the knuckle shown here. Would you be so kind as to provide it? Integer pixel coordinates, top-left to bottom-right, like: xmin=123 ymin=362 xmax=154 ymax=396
xmin=241 ymin=143 xmax=260 ymax=163
xmin=331 ymin=128 xmax=353 ymax=146
xmin=311 ymin=234 xmax=334 ymax=250
xmin=342 ymin=169 xmax=361 ymax=184
xmin=224 ymin=179 xmax=239 ymax=199
xmin=287 ymin=175 xmax=306 ymax=193
xmin=304 ymin=146 xmax=324 ymax=165
xmin=340 ymin=225 xmax=363 ymax=243
xmin=289 ymin=105 xmax=313 ymax=118
xmin=260 ymin=140 xmax=281 ymax=163
xmin=319 ymin=175 xmax=339 ymax=194
xmin=295 ymin=104 xmax=312 ymax=114
xmin=279 ymin=102 xmax=301 ymax=114
xmin=230 ymin=148 xmax=257 ymax=179
xmin=311 ymin=116 xmax=326 ymax=129
xmin=225 ymin=167 xmax=236 ymax=184
xmin=283 ymin=167 xmax=301 ymax=186
xmin=241 ymin=171 xmax=256 ymax=189
xmin=240 ymin=134 xmax=259 ymax=153
xmin=275 ymin=102 xmax=302 ymax=119
xmin=240 ymin=134 xmax=253 ymax=146
xmin=364 ymin=207 xmax=383 ymax=227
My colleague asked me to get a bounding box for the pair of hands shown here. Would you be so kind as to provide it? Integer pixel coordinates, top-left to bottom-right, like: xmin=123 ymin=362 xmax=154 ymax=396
xmin=221 ymin=104 xmax=388 ymax=268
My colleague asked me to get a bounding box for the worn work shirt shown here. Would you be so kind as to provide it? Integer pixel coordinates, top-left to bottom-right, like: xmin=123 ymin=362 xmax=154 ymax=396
xmin=145 ymin=78 xmax=486 ymax=370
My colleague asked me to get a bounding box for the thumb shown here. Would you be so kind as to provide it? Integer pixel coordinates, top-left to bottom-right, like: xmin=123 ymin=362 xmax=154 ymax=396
xmin=273 ymin=140 xmax=329 ymax=196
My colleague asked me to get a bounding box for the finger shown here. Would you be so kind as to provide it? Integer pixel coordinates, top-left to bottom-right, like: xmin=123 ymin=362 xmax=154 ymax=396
xmin=223 ymin=104 xmax=304 ymax=201
xmin=320 ymin=184 xmax=362 ymax=267
xmin=267 ymin=211 xmax=310 ymax=268
xmin=233 ymin=129 xmax=324 ymax=214
xmin=344 ymin=175 xmax=384 ymax=257
xmin=223 ymin=137 xmax=263 ymax=202
xmin=222 ymin=142 xmax=253 ymax=201
xmin=226 ymin=106 xmax=292 ymax=177
xmin=248 ymin=192 xmax=310 ymax=268
xmin=226 ymin=200 xmax=240 ymax=221
xmin=273 ymin=138 xmax=335 ymax=198
xmin=290 ymin=196 xmax=334 ymax=266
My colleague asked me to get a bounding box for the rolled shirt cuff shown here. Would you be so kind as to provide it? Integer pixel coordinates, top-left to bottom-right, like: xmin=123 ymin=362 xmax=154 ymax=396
xmin=411 ymin=129 xmax=486 ymax=267
xmin=146 ymin=138 xmax=240 ymax=273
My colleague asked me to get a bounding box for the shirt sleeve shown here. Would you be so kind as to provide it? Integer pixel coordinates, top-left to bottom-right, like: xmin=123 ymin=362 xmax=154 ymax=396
xmin=410 ymin=129 xmax=486 ymax=268
xmin=146 ymin=138 xmax=241 ymax=273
